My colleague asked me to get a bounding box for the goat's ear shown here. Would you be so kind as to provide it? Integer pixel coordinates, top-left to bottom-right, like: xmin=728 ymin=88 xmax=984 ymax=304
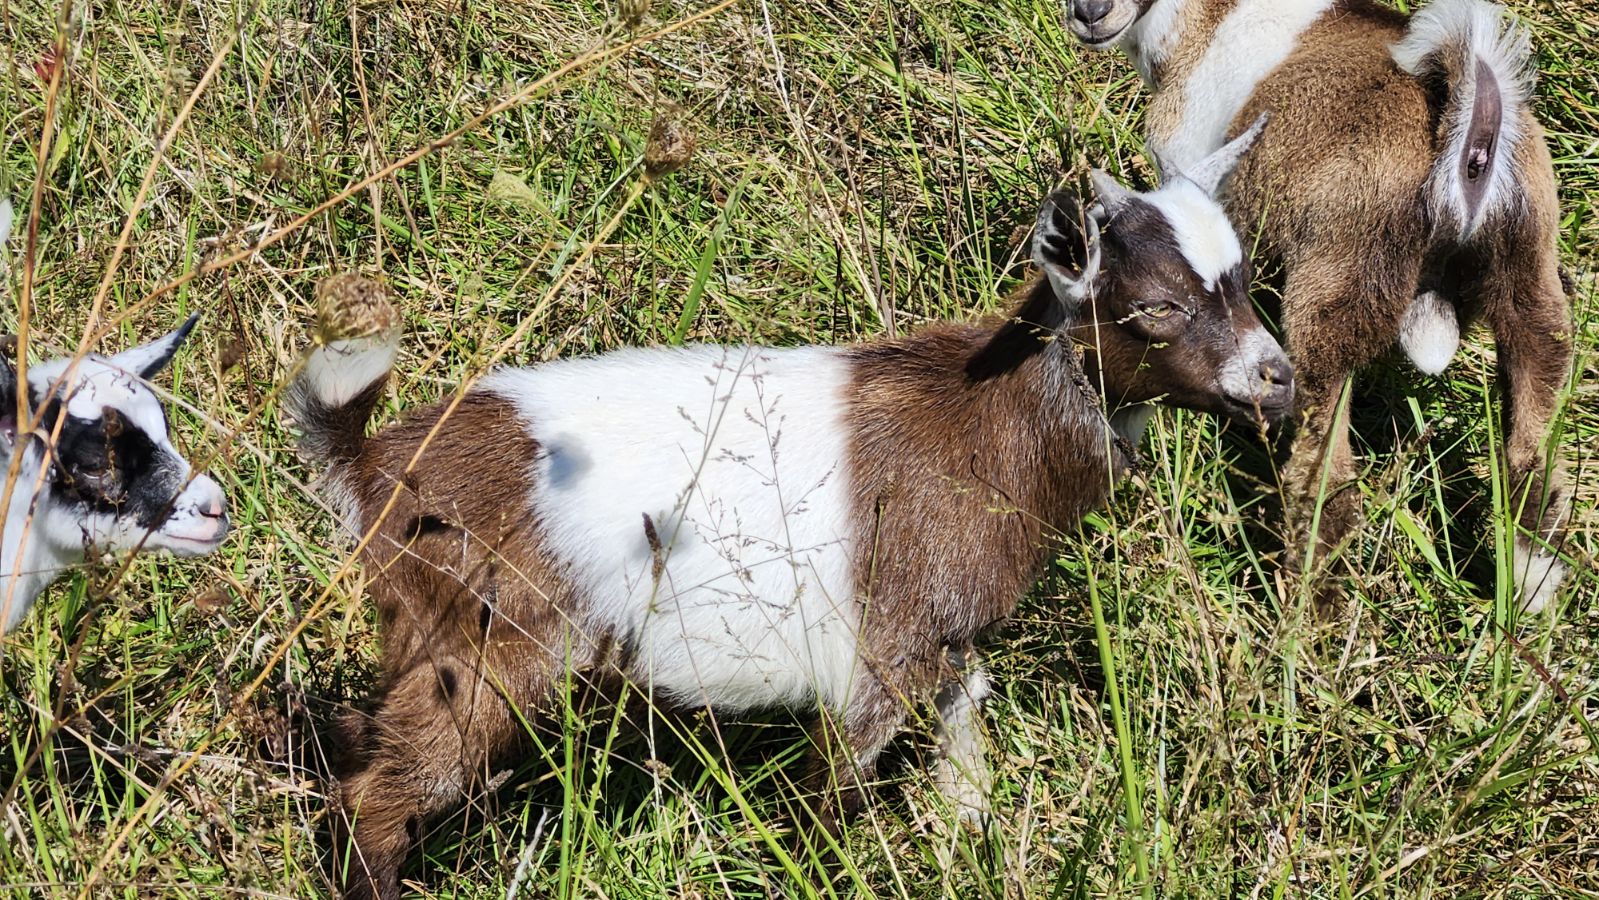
xmin=109 ymin=312 xmax=201 ymax=379
xmin=1177 ymin=113 xmax=1269 ymax=197
xmin=1 ymin=355 xmax=17 ymax=453
xmin=965 ymin=191 xmax=1102 ymax=381
xmin=1033 ymin=189 xmax=1102 ymax=305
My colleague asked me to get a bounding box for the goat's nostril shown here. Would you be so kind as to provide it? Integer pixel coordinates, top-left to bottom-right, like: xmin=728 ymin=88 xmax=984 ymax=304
xmin=1258 ymin=362 xmax=1293 ymax=388
xmin=1074 ymin=0 xmax=1113 ymax=25
xmin=200 ymin=495 xmax=225 ymax=518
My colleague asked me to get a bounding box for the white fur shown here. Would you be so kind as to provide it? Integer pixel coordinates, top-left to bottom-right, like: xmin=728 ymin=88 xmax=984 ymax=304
xmin=300 ymin=335 xmax=399 ymax=408
xmin=0 ymin=197 xmax=12 ymax=248
xmin=1162 ymin=0 xmax=1334 ymax=170
xmin=483 ymin=345 xmax=860 ymax=714
xmin=1119 ymin=0 xmax=1195 ymax=83
xmin=2 ymin=353 xmax=227 ymax=635
xmin=1391 ymin=0 xmax=1532 ymax=240
xmin=1216 ymin=325 xmax=1285 ymax=403
xmin=1509 ymin=540 xmax=1560 ymax=617
xmin=932 ymin=666 xmax=993 ymax=825
xmin=1512 ymin=536 xmax=1564 ymax=614
xmin=1111 ymin=404 xmax=1158 ymax=446
xmin=27 ymin=356 xmax=173 ymax=449
xmin=1142 ymin=179 xmax=1243 ymax=289
xmin=1399 ymin=290 xmax=1460 ymax=375
xmin=2 ymin=447 xmax=58 ymax=633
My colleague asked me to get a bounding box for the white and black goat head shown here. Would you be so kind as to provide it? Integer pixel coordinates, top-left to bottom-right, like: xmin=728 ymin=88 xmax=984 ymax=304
xmin=1 ymin=316 xmax=228 ymax=634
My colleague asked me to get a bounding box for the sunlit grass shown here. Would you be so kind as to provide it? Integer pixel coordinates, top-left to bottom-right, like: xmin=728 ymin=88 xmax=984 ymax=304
xmin=2 ymin=0 xmax=1595 ymax=897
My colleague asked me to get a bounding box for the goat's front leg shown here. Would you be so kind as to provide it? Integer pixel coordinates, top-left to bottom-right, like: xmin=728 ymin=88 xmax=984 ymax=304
xmin=797 ymin=649 xmax=934 ymax=845
xmin=1282 ymin=368 xmax=1361 ymax=613
xmin=931 ymin=649 xmax=993 ymax=827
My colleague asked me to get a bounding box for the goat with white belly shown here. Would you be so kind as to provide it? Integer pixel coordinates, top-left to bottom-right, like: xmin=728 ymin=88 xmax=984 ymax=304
xmin=288 ymin=136 xmax=1292 ymax=900
xmin=1 ymin=316 xmax=230 ymax=635
xmin=1067 ymin=0 xmax=1573 ymax=610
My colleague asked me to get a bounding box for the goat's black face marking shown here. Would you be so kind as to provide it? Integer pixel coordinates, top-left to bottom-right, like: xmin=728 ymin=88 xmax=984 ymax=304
xmin=47 ymin=404 xmax=187 ymax=529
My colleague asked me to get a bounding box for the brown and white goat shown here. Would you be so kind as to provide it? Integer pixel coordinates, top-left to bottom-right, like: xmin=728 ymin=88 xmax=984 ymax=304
xmin=1 ymin=314 xmax=230 ymax=635
xmin=1066 ymin=0 xmax=1573 ymax=610
xmin=287 ymin=136 xmax=1292 ymax=900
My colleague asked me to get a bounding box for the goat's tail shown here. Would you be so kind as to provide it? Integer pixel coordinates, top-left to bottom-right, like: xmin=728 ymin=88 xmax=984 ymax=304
xmin=284 ymin=274 xmax=399 ymax=471
xmin=1392 ymin=0 xmax=1535 ymax=242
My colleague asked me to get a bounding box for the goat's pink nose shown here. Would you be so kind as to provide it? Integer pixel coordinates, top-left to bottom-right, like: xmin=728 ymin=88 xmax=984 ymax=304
xmin=191 ymin=476 xmax=227 ymax=518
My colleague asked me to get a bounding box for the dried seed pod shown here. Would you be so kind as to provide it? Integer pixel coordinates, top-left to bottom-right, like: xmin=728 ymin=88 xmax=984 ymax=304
xmin=644 ymin=110 xmax=696 ymax=180
xmin=219 ymin=331 xmax=246 ymax=372
xmin=254 ymin=151 xmax=293 ymax=182
xmin=193 ymin=582 xmax=232 ymax=616
xmin=617 ymin=0 xmax=651 ymax=28
xmin=312 ymin=273 xmax=397 ymax=344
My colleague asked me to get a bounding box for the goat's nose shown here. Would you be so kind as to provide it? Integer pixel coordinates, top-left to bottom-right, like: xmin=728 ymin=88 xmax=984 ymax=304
xmin=1257 ymin=358 xmax=1296 ymax=410
xmin=1258 ymin=359 xmax=1293 ymax=388
xmin=190 ymin=475 xmax=227 ymax=518
xmin=1074 ymin=0 xmax=1114 ymax=25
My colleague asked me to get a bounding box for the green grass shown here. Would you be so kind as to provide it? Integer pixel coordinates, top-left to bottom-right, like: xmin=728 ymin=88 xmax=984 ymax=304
xmin=2 ymin=0 xmax=1596 ymax=897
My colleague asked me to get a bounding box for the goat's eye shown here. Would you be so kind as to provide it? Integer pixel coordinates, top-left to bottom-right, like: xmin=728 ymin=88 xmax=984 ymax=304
xmin=1139 ymin=301 xmax=1177 ymax=319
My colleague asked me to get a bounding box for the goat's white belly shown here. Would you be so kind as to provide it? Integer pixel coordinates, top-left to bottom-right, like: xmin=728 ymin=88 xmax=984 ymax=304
xmin=482 ymin=345 xmax=860 ymax=714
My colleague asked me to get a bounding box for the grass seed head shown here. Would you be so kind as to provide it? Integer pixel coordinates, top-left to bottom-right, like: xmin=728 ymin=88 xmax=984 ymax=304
xmin=644 ymin=109 xmax=696 ymax=180
xmin=617 ymin=0 xmax=651 ymax=29
xmin=313 ymin=273 xmax=397 ymax=345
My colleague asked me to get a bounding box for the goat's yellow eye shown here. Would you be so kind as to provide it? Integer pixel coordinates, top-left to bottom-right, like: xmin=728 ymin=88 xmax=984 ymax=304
xmin=1140 ymin=302 xmax=1175 ymax=319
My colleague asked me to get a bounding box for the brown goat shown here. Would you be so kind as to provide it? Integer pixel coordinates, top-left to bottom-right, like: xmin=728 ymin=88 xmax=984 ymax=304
xmin=287 ymin=149 xmax=1292 ymax=900
xmin=1067 ymin=0 xmax=1573 ymax=610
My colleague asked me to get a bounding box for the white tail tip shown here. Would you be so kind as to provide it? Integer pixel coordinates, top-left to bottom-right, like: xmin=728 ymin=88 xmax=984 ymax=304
xmin=1400 ymin=291 xmax=1460 ymax=376
xmin=1513 ymin=536 xmax=1565 ymax=614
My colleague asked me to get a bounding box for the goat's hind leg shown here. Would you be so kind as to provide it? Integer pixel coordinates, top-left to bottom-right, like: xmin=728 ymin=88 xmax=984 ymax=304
xmin=1481 ymin=240 xmax=1574 ymax=613
xmin=337 ymin=652 xmax=542 ymax=900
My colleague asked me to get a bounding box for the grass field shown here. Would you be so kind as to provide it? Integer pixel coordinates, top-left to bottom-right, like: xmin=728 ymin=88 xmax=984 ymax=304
xmin=2 ymin=0 xmax=1596 ymax=896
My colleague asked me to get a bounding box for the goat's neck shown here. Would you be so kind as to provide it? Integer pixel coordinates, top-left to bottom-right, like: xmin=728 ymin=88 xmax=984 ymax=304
xmin=1120 ymin=0 xmax=1331 ymax=169
xmin=1 ymin=451 xmax=70 ymax=634
xmin=1071 ymin=345 xmax=1147 ymax=468
xmin=987 ymin=337 xmax=1130 ymax=492
xmin=1119 ymin=0 xmax=1208 ymax=85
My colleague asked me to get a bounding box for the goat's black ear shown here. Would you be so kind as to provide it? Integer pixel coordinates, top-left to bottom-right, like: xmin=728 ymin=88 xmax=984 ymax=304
xmin=109 ymin=312 xmax=201 ymax=379
xmin=967 ymin=191 xmax=1101 ymax=381
xmin=1032 ymin=190 xmax=1102 ymax=305
xmin=1 ymin=354 xmax=17 ymax=451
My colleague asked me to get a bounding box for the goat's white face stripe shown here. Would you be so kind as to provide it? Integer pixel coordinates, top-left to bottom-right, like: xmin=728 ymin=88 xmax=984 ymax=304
xmin=27 ymin=356 xmax=171 ymax=445
xmin=1141 ymin=179 xmax=1243 ymax=290
xmin=483 ymin=345 xmax=860 ymax=714
xmin=1161 ymin=0 xmax=1333 ymax=170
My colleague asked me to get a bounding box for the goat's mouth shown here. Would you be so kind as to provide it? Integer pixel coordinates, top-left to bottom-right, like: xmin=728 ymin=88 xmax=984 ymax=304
xmin=152 ymin=515 xmax=230 ymax=555
xmin=1220 ymin=393 xmax=1294 ymax=427
xmin=1068 ymin=10 xmax=1137 ymax=48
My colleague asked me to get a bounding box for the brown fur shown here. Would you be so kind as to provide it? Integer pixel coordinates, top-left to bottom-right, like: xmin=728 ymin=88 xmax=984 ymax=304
xmin=1126 ymin=0 xmax=1571 ymax=600
xmin=334 ymin=395 xmax=597 ymax=900
xmin=317 ymin=189 xmax=1290 ymax=895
